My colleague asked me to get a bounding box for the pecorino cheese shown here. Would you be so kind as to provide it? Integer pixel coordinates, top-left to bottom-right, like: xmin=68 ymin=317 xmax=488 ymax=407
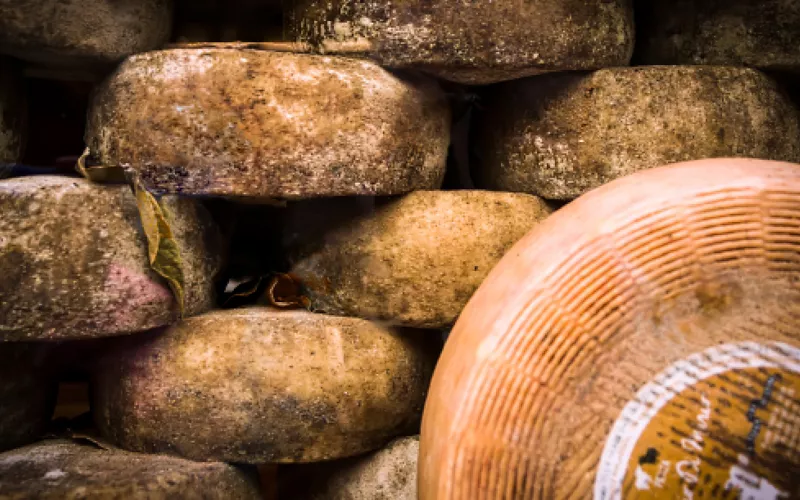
xmin=473 ymin=66 xmax=800 ymax=200
xmin=288 ymin=191 xmax=553 ymax=328
xmin=288 ymin=0 xmax=634 ymax=85
xmin=0 ymin=0 xmax=173 ymax=67
xmin=419 ymin=158 xmax=800 ymax=499
xmin=93 ymin=308 xmax=439 ymax=463
xmin=0 ymin=176 xmax=223 ymax=341
xmin=86 ymin=47 xmax=450 ymax=199
xmin=0 ymin=439 xmax=262 ymax=499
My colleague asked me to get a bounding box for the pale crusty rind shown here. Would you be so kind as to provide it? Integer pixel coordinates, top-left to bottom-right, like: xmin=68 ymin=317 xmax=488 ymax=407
xmin=93 ymin=308 xmax=439 ymax=463
xmin=0 ymin=176 xmax=223 ymax=341
xmin=0 ymin=440 xmax=262 ymax=499
xmin=288 ymin=191 xmax=553 ymax=328
xmin=287 ymin=436 xmax=420 ymax=500
xmin=87 ymin=48 xmax=451 ymax=199
xmin=474 ymin=66 xmax=800 ymax=200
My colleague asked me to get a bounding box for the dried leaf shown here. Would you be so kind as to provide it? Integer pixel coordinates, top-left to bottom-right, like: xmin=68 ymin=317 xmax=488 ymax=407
xmin=74 ymin=149 xmax=185 ymax=315
xmin=266 ymin=273 xmax=311 ymax=310
xmin=133 ymin=179 xmax=186 ymax=317
xmin=75 ymin=147 xmax=127 ymax=183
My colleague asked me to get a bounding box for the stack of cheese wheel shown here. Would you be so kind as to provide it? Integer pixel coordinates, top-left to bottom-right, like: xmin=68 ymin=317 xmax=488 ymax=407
xmin=0 ymin=0 xmax=797 ymax=498
xmin=420 ymin=158 xmax=800 ymax=498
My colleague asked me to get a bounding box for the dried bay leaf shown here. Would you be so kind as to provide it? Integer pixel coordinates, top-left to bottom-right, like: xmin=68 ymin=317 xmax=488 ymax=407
xmin=134 ymin=179 xmax=186 ymax=317
xmin=75 ymin=149 xmax=186 ymax=316
xmin=75 ymin=147 xmax=127 ymax=183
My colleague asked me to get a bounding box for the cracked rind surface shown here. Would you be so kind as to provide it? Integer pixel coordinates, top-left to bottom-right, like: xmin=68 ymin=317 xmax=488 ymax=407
xmin=0 ymin=0 xmax=173 ymax=67
xmin=288 ymin=0 xmax=634 ymax=85
xmin=0 ymin=440 xmax=262 ymax=499
xmin=0 ymin=344 xmax=55 ymax=452
xmin=93 ymin=308 xmax=438 ymax=463
xmin=0 ymin=176 xmax=223 ymax=341
xmin=86 ymin=47 xmax=451 ymax=199
xmin=0 ymin=59 xmax=25 ymax=165
xmin=288 ymin=191 xmax=553 ymax=328
xmin=635 ymin=0 xmax=800 ymax=70
xmin=474 ymin=66 xmax=800 ymax=200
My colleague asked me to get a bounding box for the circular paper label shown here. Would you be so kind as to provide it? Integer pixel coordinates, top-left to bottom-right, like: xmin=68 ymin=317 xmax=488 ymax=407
xmin=594 ymin=342 xmax=800 ymax=499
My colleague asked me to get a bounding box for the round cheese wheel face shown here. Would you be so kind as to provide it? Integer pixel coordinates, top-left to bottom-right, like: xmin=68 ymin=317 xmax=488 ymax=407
xmin=419 ymin=158 xmax=800 ymax=499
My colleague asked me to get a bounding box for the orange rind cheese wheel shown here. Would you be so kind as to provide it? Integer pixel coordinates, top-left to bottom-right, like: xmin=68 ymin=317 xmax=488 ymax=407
xmin=419 ymin=158 xmax=800 ymax=499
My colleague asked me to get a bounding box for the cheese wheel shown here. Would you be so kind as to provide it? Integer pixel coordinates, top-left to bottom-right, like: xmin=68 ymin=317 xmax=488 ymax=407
xmin=0 ymin=176 xmax=223 ymax=341
xmin=635 ymin=0 xmax=800 ymax=70
xmin=86 ymin=48 xmax=450 ymax=199
xmin=288 ymin=0 xmax=634 ymax=85
xmin=287 ymin=191 xmax=553 ymax=328
xmin=0 ymin=344 xmax=55 ymax=452
xmin=0 ymin=0 xmax=172 ymax=67
xmin=93 ymin=308 xmax=438 ymax=463
xmin=284 ymin=436 xmax=419 ymax=500
xmin=420 ymin=158 xmax=800 ymax=499
xmin=0 ymin=440 xmax=262 ymax=499
xmin=473 ymin=66 xmax=800 ymax=200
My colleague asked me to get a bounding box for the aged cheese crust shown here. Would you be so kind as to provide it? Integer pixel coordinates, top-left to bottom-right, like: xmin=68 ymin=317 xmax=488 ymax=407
xmin=0 ymin=440 xmax=262 ymax=499
xmin=93 ymin=308 xmax=439 ymax=463
xmin=0 ymin=176 xmax=223 ymax=341
xmin=0 ymin=0 xmax=172 ymax=66
xmin=288 ymin=0 xmax=634 ymax=84
xmin=635 ymin=0 xmax=800 ymax=70
xmin=474 ymin=66 xmax=800 ymax=200
xmin=286 ymin=436 xmax=420 ymax=500
xmin=288 ymin=191 xmax=553 ymax=328
xmin=87 ymin=47 xmax=450 ymax=199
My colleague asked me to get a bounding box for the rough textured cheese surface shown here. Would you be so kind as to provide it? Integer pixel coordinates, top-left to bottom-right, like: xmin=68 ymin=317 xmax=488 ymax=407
xmin=289 ymin=0 xmax=635 ymax=85
xmin=474 ymin=66 xmax=800 ymax=200
xmin=0 ymin=176 xmax=223 ymax=341
xmin=93 ymin=308 xmax=439 ymax=463
xmin=286 ymin=436 xmax=419 ymax=500
xmin=288 ymin=191 xmax=553 ymax=328
xmin=0 ymin=0 xmax=173 ymax=66
xmin=87 ymin=47 xmax=451 ymax=199
xmin=0 ymin=440 xmax=262 ymax=499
